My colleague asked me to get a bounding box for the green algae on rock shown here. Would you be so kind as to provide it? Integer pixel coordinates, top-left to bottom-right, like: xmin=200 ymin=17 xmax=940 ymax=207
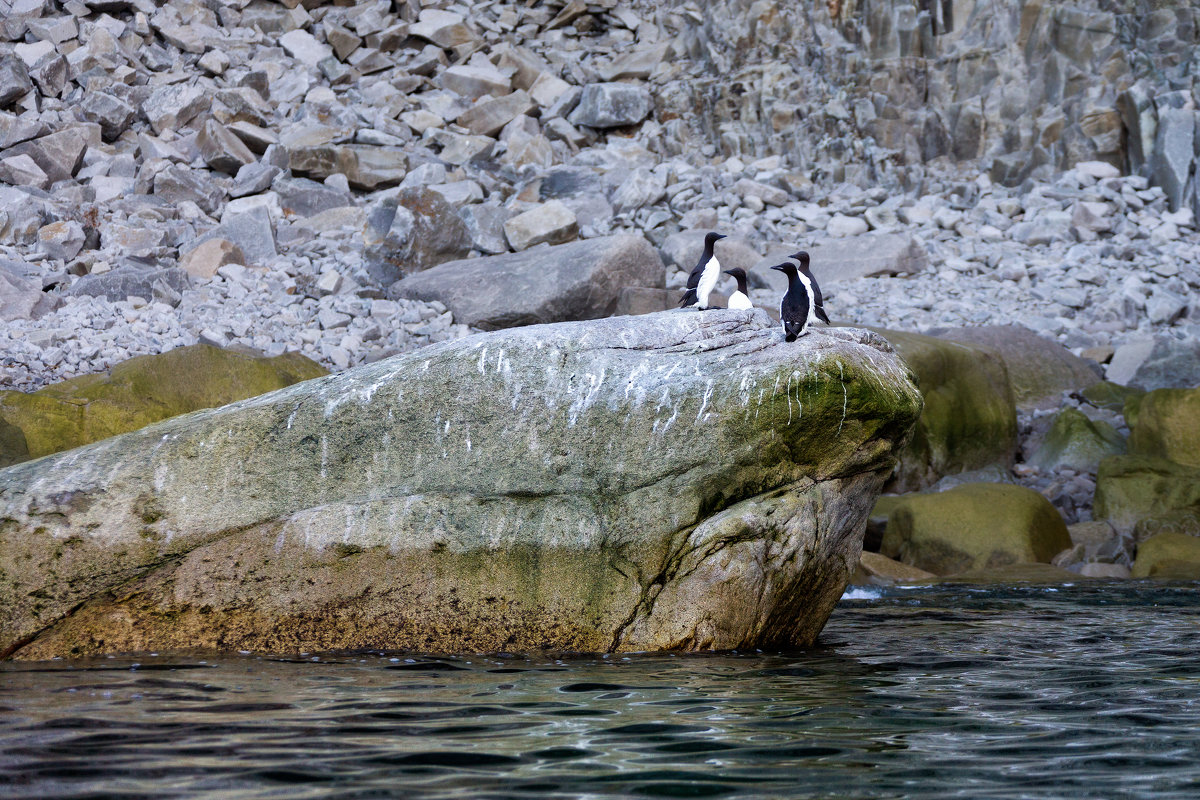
xmin=0 ymin=310 xmax=922 ymax=660
xmin=0 ymin=345 xmax=327 ymax=465
xmin=1131 ymin=532 xmax=1200 ymax=579
xmin=873 ymin=329 xmax=1018 ymax=492
xmin=1127 ymin=387 xmax=1200 ymax=468
xmin=1094 ymin=455 xmax=1200 ymax=537
xmin=1027 ymin=407 xmax=1127 ymax=473
xmin=880 ymin=483 xmax=1071 ymax=575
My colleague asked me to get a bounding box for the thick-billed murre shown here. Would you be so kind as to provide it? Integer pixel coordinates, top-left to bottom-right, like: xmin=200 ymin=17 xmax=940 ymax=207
xmin=788 ymin=251 xmax=830 ymax=324
xmin=770 ymin=261 xmax=814 ymax=341
xmin=679 ymin=231 xmax=726 ymax=309
xmin=723 ymin=267 xmax=753 ymax=310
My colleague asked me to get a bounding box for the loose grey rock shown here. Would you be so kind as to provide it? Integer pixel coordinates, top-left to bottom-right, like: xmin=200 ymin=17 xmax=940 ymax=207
xmin=141 ymin=83 xmax=210 ymax=136
xmin=0 ymin=153 xmax=48 ymax=189
xmin=0 ymin=260 xmax=59 ymax=321
xmin=36 ymin=220 xmax=85 ymax=261
xmin=456 ymin=91 xmax=534 ymax=138
xmin=78 ymin=92 xmax=136 ymax=142
xmin=393 ymin=233 xmax=663 ymax=329
xmin=210 ymin=204 xmax=277 ymax=266
xmin=0 ymin=56 xmax=33 ymax=108
xmin=197 ymin=120 xmax=257 ymax=176
xmin=459 ymin=202 xmax=515 ymax=255
xmin=569 ymin=83 xmax=653 ymax=129
xmin=363 ymin=187 xmax=473 ymax=284
xmin=504 ymin=200 xmax=579 ymax=251
xmin=67 ymin=266 xmax=190 ymax=303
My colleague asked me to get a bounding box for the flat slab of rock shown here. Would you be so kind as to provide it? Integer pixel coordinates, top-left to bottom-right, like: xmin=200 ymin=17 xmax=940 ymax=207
xmin=0 ymin=314 xmax=921 ymax=659
xmin=750 ymin=232 xmax=927 ymax=293
xmin=394 ymin=234 xmax=663 ymax=329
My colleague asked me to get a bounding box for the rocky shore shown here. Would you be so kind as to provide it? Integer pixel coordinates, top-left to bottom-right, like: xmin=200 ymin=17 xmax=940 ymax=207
xmin=2 ymin=0 xmax=1200 ymax=632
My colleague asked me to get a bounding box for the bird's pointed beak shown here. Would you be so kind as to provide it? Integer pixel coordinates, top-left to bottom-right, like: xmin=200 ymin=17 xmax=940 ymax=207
xmin=769 ymin=264 xmax=784 ymax=272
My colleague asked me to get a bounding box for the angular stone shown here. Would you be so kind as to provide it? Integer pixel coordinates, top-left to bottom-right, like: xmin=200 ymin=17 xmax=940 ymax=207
xmin=197 ymin=120 xmax=256 ymax=175
xmin=0 ymin=154 xmax=48 ymax=189
xmin=78 ymin=92 xmax=137 ymax=142
xmin=325 ymin=24 xmax=362 ymax=61
xmin=931 ymin=325 xmax=1103 ymax=411
xmin=439 ymin=64 xmax=511 ymax=100
xmin=458 ymin=202 xmax=514 ymax=255
xmin=363 ymin=187 xmax=473 ymax=284
xmin=153 ymin=164 xmax=225 ymax=214
xmin=1125 ymin=336 xmax=1200 ymax=391
xmin=881 ymin=483 xmax=1071 ymax=575
xmin=568 ymin=83 xmax=653 ymax=129
xmin=1131 ymin=533 xmax=1200 ymax=579
xmin=279 ymin=29 xmax=333 ymax=67
xmin=229 ymin=162 xmax=280 ymax=198
xmin=37 ymin=220 xmax=85 ymax=261
xmin=529 ymin=71 xmax=572 ymax=108
xmin=599 ymin=43 xmax=669 ymax=81
xmin=394 ymin=234 xmax=664 ymax=330
xmin=179 ymin=238 xmax=246 ymax=279
xmin=0 ymin=260 xmax=59 ymax=322
xmin=1153 ymin=106 xmax=1195 ymax=212
xmin=142 ymin=83 xmax=210 ymax=135
xmin=67 ymin=266 xmax=191 ymax=303
xmin=612 ymin=167 xmax=666 ymax=214
xmin=851 ymin=551 xmax=936 ymax=586
xmin=0 ymin=56 xmax=34 ymax=108
xmin=504 ymin=200 xmax=578 ymax=251
xmin=2 ymin=128 xmax=88 ymax=184
xmin=456 ymin=91 xmax=534 ymax=138
xmin=101 ymin=222 xmax=166 ymax=257
xmin=409 ymin=8 xmax=481 ymax=50
xmin=734 ymin=178 xmax=789 ymax=207
xmin=0 ymin=112 xmax=45 ymax=149
xmin=287 ymin=144 xmax=407 ymax=191
xmin=273 ymin=176 xmax=354 ymax=218
xmin=0 ymin=316 xmax=920 ymax=659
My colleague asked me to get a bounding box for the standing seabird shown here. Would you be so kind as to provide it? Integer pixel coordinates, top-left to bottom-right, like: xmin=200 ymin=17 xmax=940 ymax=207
xmin=723 ymin=267 xmax=753 ymax=310
xmin=788 ymin=251 xmax=830 ymax=324
xmin=769 ymin=261 xmax=813 ymax=342
xmin=679 ymin=232 xmax=727 ymax=309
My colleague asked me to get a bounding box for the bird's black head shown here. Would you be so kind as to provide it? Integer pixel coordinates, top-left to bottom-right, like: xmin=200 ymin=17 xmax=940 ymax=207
xmin=704 ymin=232 xmax=727 ymax=248
xmin=789 ymin=251 xmax=810 ymax=268
xmin=723 ymin=267 xmax=746 ymax=279
xmin=769 ymin=262 xmax=798 ymax=276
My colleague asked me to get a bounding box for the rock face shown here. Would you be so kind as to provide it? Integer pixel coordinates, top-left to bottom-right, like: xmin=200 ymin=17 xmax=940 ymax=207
xmin=1027 ymin=407 xmax=1126 ymax=473
xmin=1127 ymin=388 xmax=1200 ymax=467
xmin=881 ymin=483 xmax=1072 ymax=575
xmin=0 ymin=312 xmax=922 ymax=659
xmin=393 ymin=234 xmax=665 ymax=330
xmin=0 ymin=345 xmax=326 ymax=465
xmin=1094 ymin=455 xmax=1200 ymax=536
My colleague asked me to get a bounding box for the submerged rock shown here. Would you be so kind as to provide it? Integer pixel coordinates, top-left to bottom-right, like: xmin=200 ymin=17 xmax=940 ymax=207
xmin=0 ymin=312 xmax=921 ymax=659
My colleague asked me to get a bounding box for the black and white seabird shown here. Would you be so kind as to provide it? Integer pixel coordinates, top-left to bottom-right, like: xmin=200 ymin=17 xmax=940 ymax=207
xmin=679 ymin=231 xmax=727 ymax=310
xmin=769 ymin=261 xmax=814 ymax=342
xmin=723 ymin=267 xmax=753 ymax=310
xmin=788 ymin=251 xmax=830 ymax=324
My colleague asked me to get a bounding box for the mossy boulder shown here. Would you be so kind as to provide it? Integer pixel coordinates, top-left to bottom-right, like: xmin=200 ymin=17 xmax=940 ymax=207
xmin=1093 ymin=455 xmax=1200 ymax=536
xmin=0 ymin=311 xmax=923 ymax=660
xmin=1026 ymin=407 xmax=1127 ymax=472
xmin=875 ymin=329 xmax=1018 ymax=492
xmin=1127 ymin=387 xmax=1200 ymax=468
xmin=931 ymin=324 xmax=1103 ymax=411
xmin=880 ymin=483 xmax=1071 ymax=575
xmin=1131 ymin=533 xmax=1200 ymax=579
xmin=0 ymin=345 xmax=327 ymax=464
xmin=1133 ymin=509 xmax=1200 ymax=543
xmin=1081 ymin=380 xmax=1144 ymax=413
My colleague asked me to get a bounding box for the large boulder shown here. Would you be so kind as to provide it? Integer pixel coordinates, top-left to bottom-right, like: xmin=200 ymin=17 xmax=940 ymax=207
xmin=0 ymin=346 xmax=326 ymax=465
xmin=1127 ymin=388 xmax=1200 ymax=468
xmin=930 ymin=325 xmax=1103 ymax=411
xmin=880 ymin=483 xmax=1072 ymax=575
xmin=749 ymin=232 xmax=927 ymax=295
xmin=876 ymin=329 xmax=1018 ymax=492
xmin=393 ymin=234 xmax=665 ymax=330
xmin=1131 ymin=533 xmax=1200 ymax=579
xmin=0 ymin=313 xmax=922 ymax=659
xmin=1026 ymin=407 xmax=1126 ymax=473
xmin=1094 ymin=455 xmax=1200 ymax=537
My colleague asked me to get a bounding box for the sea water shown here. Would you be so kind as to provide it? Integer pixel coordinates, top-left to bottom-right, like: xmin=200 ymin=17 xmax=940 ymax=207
xmin=3 ymin=581 xmax=1199 ymax=799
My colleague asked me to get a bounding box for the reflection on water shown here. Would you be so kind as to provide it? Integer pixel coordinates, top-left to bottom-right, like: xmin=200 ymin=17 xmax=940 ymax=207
xmin=3 ymin=582 xmax=1200 ymax=799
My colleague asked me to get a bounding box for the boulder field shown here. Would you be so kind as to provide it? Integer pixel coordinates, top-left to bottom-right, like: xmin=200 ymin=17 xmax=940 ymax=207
xmin=0 ymin=310 xmax=921 ymax=659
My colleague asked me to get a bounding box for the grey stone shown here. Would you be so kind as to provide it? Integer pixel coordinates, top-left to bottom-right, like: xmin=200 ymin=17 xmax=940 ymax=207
xmin=0 ymin=260 xmax=59 ymax=321
xmin=1 ymin=129 xmax=88 ymax=184
xmin=1106 ymin=337 xmax=1156 ymax=386
xmin=568 ymin=83 xmax=653 ymax=129
xmin=211 ymin=204 xmax=277 ymax=266
xmin=288 ymin=145 xmax=408 ymax=191
xmin=458 ymin=202 xmax=514 ymax=255
xmin=141 ymin=83 xmax=210 ymax=136
xmin=599 ymin=43 xmax=669 ymax=81
xmin=229 ymin=162 xmax=281 ymax=198
xmin=439 ymin=64 xmax=511 ymax=100
xmin=734 ymin=178 xmax=789 ymax=207
xmin=78 ymin=92 xmax=136 ymax=142
xmin=393 ymin=234 xmax=663 ymax=330
xmin=456 ymin=91 xmax=534 ymax=138
xmin=363 ymin=187 xmax=473 ymax=284
xmin=428 ymin=130 xmax=495 ymax=165
xmin=753 ymin=232 xmax=928 ymax=294
xmin=67 ymin=266 xmax=190 ymax=303
xmin=0 ymin=154 xmax=48 ymax=189
xmin=0 ymin=112 xmax=45 ymax=149
xmin=1152 ymin=107 xmax=1195 ymax=212
xmin=273 ymin=176 xmax=354 ymax=218
xmin=179 ymin=238 xmax=245 ymax=279
xmin=153 ymin=164 xmax=226 ymax=215
xmin=409 ymin=8 xmax=481 ymax=51
xmin=0 ymin=314 xmax=920 ymax=659
xmin=279 ymin=29 xmax=333 ymax=68
xmin=429 ymin=180 xmax=483 ymax=206
xmin=504 ymin=200 xmax=578 ymax=251
xmin=0 ymin=56 xmax=33 ymax=108
xmin=37 ymin=220 xmax=85 ymax=261
xmin=197 ymin=120 xmax=256 ymax=176
xmin=611 ymin=167 xmax=666 ymax=214
xmin=1127 ymin=336 xmax=1200 ymax=391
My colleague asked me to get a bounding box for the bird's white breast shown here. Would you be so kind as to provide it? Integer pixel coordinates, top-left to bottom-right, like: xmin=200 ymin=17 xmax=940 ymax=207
xmin=696 ymin=256 xmax=721 ymax=306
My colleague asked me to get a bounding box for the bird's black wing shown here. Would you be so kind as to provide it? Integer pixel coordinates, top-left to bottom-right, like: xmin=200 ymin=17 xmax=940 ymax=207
xmin=814 ymin=304 xmax=831 ymax=324
xmin=679 ymin=288 xmax=698 ymax=307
